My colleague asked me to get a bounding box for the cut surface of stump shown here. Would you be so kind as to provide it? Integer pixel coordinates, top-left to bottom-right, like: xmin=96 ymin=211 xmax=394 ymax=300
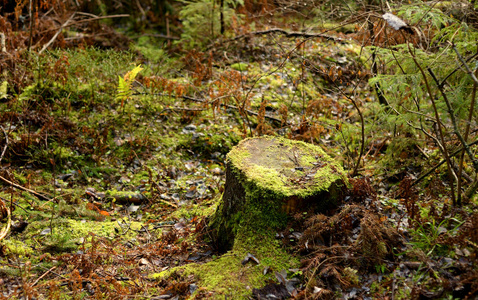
xmin=211 ymin=135 xmax=348 ymax=251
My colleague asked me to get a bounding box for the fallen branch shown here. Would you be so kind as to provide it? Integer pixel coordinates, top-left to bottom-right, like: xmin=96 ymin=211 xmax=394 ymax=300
xmin=32 ymin=266 xmax=57 ymax=287
xmin=137 ymin=33 xmax=180 ymax=40
xmin=0 ymin=175 xmax=52 ymax=201
xmin=180 ymin=94 xmax=286 ymax=125
xmin=39 ymin=12 xmax=76 ymax=54
xmin=214 ymin=28 xmax=345 ymax=48
xmin=39 ymin=14 xmax=130 ymax=34
xmin=141 ymin=92 xmax=286 ymax=125
xmin=67 ymin=14 xmax=130 ymax=27
xmin=160 ymin=106 xmax=206 ymax=114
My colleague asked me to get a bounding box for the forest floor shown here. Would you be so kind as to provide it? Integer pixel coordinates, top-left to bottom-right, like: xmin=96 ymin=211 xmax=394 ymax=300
xmin=0 ymin=8 xmax=478 ymax=300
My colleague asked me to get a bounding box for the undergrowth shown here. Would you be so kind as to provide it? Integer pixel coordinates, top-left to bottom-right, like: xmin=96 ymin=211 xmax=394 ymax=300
xmin=0 ymin=0 xmax=477 ymax=299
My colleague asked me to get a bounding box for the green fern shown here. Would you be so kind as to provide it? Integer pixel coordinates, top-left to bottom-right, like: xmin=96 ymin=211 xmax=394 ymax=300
xmin=116 ymin=64 xmax=143 ymax=108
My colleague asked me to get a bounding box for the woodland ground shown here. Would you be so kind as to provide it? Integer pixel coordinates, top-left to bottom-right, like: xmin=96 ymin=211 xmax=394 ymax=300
xmin=0 ymin=1 xmax=478 ymax=299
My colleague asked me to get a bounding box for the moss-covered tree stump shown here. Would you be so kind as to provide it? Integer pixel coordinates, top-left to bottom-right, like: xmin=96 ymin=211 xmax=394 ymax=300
xmin=154 ymin=136 xmax=348 ymax=298
xmin=211 ymin=135 xmax=348 ymax=251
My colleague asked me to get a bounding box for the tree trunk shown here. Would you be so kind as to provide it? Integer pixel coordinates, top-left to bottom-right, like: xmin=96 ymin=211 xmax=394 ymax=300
xmin=210 ymin=136 xmax=348 ymax=251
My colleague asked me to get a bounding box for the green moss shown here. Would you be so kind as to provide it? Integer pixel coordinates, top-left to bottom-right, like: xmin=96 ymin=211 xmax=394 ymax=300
xmin=230 ymin=62 xmax=249 ymax=71
xmin=151 ymin=234 xmax=298 ymax=299
xmin=228 ymin=136 xmax=347 ymax=198
xmin=163 ymin=136 xmax=347 ymax=298
xmin=2 ymin=239 xmax=35 ymax=256
xmin=12 ymin=171 xmax=28 ymax=185
xmin=66 ymin=218 xmax=145 ymax=239
xmin=171 ymin=198 xmax=219 ymax=220
xmin=14 ymin=216 xmax=147 ymax=256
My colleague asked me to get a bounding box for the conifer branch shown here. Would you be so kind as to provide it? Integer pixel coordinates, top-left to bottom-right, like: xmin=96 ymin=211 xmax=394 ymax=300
xmin=427 ymin=67 xmax=478 ymax=175
xmin=407 ymin=43 xmax=457 ymax=205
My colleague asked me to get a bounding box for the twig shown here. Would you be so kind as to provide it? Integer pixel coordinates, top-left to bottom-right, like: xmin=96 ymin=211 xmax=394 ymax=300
xmin=0 ymin=175 xmax=51 ymax=201
xmin=70 ymin=14 xmax=130 ymax=26
xmin=135 ymin=33 xmax=180 ymax=40
xmin=451 ymin=42 xmax=478 ymax=86
xmin=158 ymin=198 xmax=178 ymax=208
xmin=32 ymin=266 xmax=57 ymax=287
xmin=37 ymin=265 xmax=67 ymax=280
xmin=28 ymin=0 xmax=34 ymax=52
xmin=0 ymin=125 xmax=7 ymax=164
xmin=427 ymin=67 xmax=478 ymax=174
xmin=189 ymin=95 xmax=285 ymax=125
xmin=0 ymin=196 xmax=29 ymax=214
xmin=39 ymin=192 xmax=74 ymax=208
xmin=348 ymin=95 xmax=365 ymax=177
xmin=407 ymin=41 xmax=457 ymax=205
xmin=332 ymin=84 xmax=365 ymax=177
xmin=39 ymin=14 xmax=130 ymax=34
xmin=39 ymin=13 xmax=76 ymax=54
xmin=217 ymin=28 xmax=344 ymax=45
xmin=160 ymin=106 xmax=205 ymax=114
xmin=147 ymin=92 xmax=286 ymax=125
xmin=412 ymin=139 xmax=478 ymax=186
xmin=439 ymin=53 xmax=478 ymax=87
xmin=0 ymin=197 xmax=11 ymax=241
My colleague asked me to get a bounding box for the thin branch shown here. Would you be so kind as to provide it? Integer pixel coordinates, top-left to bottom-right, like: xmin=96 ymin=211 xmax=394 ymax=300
xmin=28 ymin=0 xmax=34 ymax=52
xmin=0 ymin=125 xmax=7 ymax=164
xmin=145 ymin=92 xmax=286 ymax=125
xmin=439 ymin=52 xmax=478 ymax=87
xmin=0 ymin=175 xmax=51 ymax=201
xmin=427 ymin=67 xmax=478 ymax=175
xmin=451 ymin=42 xmax=478 ymax=86
xmin=39 ymin=13 xmax=76 ymax=54
xmin=215 ymin=28 xmax=344 ymax=46
xmin=39 ymin=14 xmax=130 ymax=34
xmin=134 ymin=33 xmax=180 ymax=40
xmin=407 ymin=42 xmax=457 ymax=204
xmin=412 ymin=139 xmax=478 ymax=186
xmin=32 ymin=266 xmax=57 ymax=287
xmin=343 ymin=94 xmax=365 ymax=177
xmin=160 ymin=106 xmax=205 ymax=113
xmin=0 ymin=196 xmax=29 ymax=214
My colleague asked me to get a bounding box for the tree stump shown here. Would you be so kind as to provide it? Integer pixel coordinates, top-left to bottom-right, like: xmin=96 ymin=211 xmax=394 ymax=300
xmin=210 ymin=136 xmax=348 ymax=251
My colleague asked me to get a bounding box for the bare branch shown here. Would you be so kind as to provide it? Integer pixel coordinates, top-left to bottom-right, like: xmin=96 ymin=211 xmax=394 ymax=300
xmin=39 ymin=13 xmax=76 ymax=54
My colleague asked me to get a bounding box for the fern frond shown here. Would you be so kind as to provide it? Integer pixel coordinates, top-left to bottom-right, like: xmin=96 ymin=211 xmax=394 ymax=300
xmin=115 ymin=65 xmax=143 ymax=105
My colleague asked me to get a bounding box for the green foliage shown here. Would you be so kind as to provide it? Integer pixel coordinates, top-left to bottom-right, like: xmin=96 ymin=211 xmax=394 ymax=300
xmin=178 ymin=0 xmax=244 ymax=48
xmin=368 ymin=6 xmax=478 ymax=137
xmin=397 ymin=4 xmax=455 ymax=29
xmin=408 ymin=218 xmax=463 ymax=256
xmin=116 ymin=64 xmax=143 ymax=108
xmin=41 ymin=231 xmax=78 ymax=253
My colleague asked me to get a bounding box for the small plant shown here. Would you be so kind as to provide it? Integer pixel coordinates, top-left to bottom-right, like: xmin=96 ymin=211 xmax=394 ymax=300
xmin=116 ymin=64 xmax=143 ymax=110
xmin=409 ymin=218 xmax=464 ymax=256
xmin=367 ymin=5 xmax=478 ymax=206
xmin=178 ymin=0 xmax=244 ymax=48
xmin=42 ymin=231 xmax=78 ymax=253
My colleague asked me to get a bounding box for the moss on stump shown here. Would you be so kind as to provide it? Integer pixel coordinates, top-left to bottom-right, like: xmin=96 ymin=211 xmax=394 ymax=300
xmin=210 ymin=135 xmax=348 ymax=251
xmin=153 ymin=136 xmax=348 ymax=298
